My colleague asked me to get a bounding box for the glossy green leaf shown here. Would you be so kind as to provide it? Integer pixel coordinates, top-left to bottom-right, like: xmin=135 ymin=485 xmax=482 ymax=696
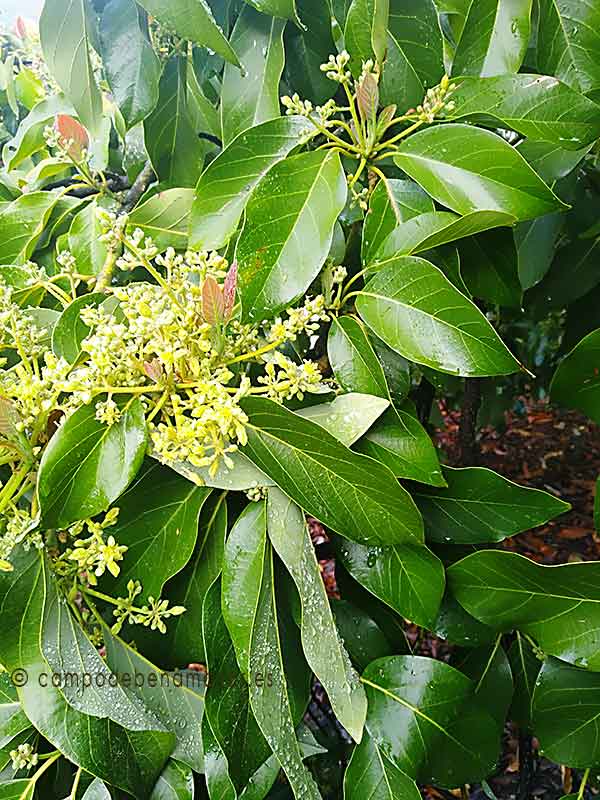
xmin=336 ymin=539 xmax=444 ymax=628
xmin=344 ymin=730 xmax=420 ymax=800
xmin=449 ymin=550 xmax=600 ymax=669
xmin=190 ymin=116 xmax=312 ymax=251
xmin=51 ymin=292 xmax=105 ymax=364
xmin=533 ymin=656 xmax=600 ymax=768
xmin=538 ymin=0 xmax=600 ymax=94
xmin=507 ymin=632 xmax=540 ymax=728
xmin=517 ymin=139 xmax=591 ymax=183
xmin=221 ymin=6 xmax=285 ymax=145
xmin=394 ymin=125 xmax=566 ymax=222
xmin=202 ymin=580 xmax=271 ymax=793
xmin=551 ymin=328 xmax=600 ymax=423
xmin=361 ymin=655 xmax=499 ymax=786
xmin=356 ymin=256 xmax=521 ymax=377
xmin=247 ymin=541 xmax=321 ymax=799
xmin=99 ymin=0 xmax=161 ymax=128
xmin=457 ymin=228 xmax=521 ymax=306
xmin=222 ymin=501 xmax=267 ymax=680
xmin=127 ymin=188 xmax=194 ymax=252
xmin=81 ymin=779 xmax=112 ymax=800
xmin=369 ymin=334 xmax=411 ymax=404
xmin=380 ymin=0 xmax=444 ymax=109
xmin=362 ymin=177 xmax=434 ymax=265
xmin=240 ymin=396 xmax=424 ymax=546
xmin=2 ymin=94 xmax=74 ymax=171
xmin=144 ymin=57 xmax=205 ymax=189
xmin=37 ymin=397 xmax=148 ymax=529
xmin=0 ymin=675 xmax=31 ymax=751
xmin=166 ymin=493 xmax=227 ymax=666
xmin=103 ymin=460 xmax=211 ymax=600
xmin=344 ymin=0 xmax=389 ymax=73
xmin=165 ymin=449 xmax=275 ymax=491
xmin=0 ymin=782 xmax=34 ymax=800
xmin=432 ymin=590 xmax=496 ymax=647
xmin=149 ymin=760 xmax=194 ymax=800
xmin=414 ymin=466 xmax=569 ymax=543
xmin=0 ymin=549 xmax=174 ymax=798
xmin=236 ymin=149 xmax=347 ymax=321
xmin=104 ymin=629 xmax=205 ymax=772
xmin=515 ymin=212 xmax=564 ymax=290
xmin=454 ymin=643 xmax=513 ymax=728
xmin=136 ymin=0 xmax=240 ymax=66
xmin=268 ymin=488 xmax=367 ymax=742
xmin=243 ymin=0 xmax=299 ymax=22
xmin=327 ymin=316 xmax=389 ymax=398
xmin=529 ymin=239 xmax=600 ymax=312
xmin=67 ymin=201 xmax=109 ymax=276
xmin=452 ymin=0 xmax=532 ymax=76
xmin=298 ymin=392 xmax=389 ymax=446
xmin=331 ymin=600 xmax=395 ymax=671
xmin=284 ymin=0 xmax=337 ymax=105
xmin=373 ymin=210 xmax=517 ymax=263
xmin=356 ymin=401 xmax=445 ymax=486
xmin=447 ymin=74 xmax=600 ymax=149
xmin=0 ymin=191 xmax=61 ymax=264
xmin=39 ymin=0 xmax=103 ymax=136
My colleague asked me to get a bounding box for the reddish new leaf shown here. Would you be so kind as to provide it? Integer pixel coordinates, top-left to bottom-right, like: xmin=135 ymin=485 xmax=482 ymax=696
xmin=223 ymin=260 xmax=238 ymax=321
xmin=55 ymin=114 xmax=89 ymax=160
xmin=202 ymin=276 xmax=225 ymax=324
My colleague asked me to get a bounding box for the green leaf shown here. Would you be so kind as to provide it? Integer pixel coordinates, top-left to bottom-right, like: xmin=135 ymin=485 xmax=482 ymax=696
xmin=190 ymin=115 xmax=312 ymax=251
xmin=221 ymin=6 xmax=285 ymax=145
xmin=355 ymin=401 xmax=445 ymax=486
xmin=240 ymin=396 xmax=424 ymax=547
xmin=0 ymin=191 xmax=62 ymax=264
xmin=414 ymin=466 xmax=570 ymax=543
xmin=2 ymin=95 xmax=74 ymax=171
xmin=127 ymin=188 xmax=194 ymax=252
xmin=517 ymin=139 xmax=591 ymax=183
xmin=332 ymin=600 xmax=395 ymax=671
xmin=297 ymin=392 xmax=389 ymax=446
xmin=327 ymin=316 xmax=389 ymax=398
xmin=99 ymin=0 xmax=161 ymax=128
xmin=362 ymin=177 xmax=434 ymax=265
xmin=222 ymin=502 xmax=268 ymax=680
xmin=268 ymin=488 xmax=367 ymax=742
xmin=0 ymin=675 xmax=31 ymax=751
xmin=149 ymin=760 xmax=194 ymax=800
xmin=433 ymin=590 xmax=496 ymax=648
xmin=394 ymin=124 xmax=566 ymax=222
xmin=446 ymin=74 xmax=600 ymax=149
xmin=449 ymin=550 xmax=600 ymax=669
xmin=144 ymin=56 xmax=205 ymax=188
xmin=515 ymin=213 xmax=564 ymax=290
xmin=451 ymin=0 xmax=532 ymax=76
xmin=0 ymin=549 xmax=174 ymax=798
xmin=51 ymin=292 xmax=105 ymax=364
xmin=507 ymin=632 xmax=540 ymax=728
xmin=102 ymin=460 xmax=211 ymax=600
xmin=164 ymin=449 xmax=274 ymax=491
xmin=236 ymin=149 xmax=347 ymax=322
xmin=380 ymin=0 xmax=444 ymax=109
xmin=344 ymin=0 xmax=389 ymax=74
xmin=243 ymin=0 xmax=300 ymax=22
xmin=67 ymin=201 xmax=109 ymax=276
xmin=456 ymin=228 xmax=521 ymax=307
xmin=160 ymin=493 xmax=227 ymax=667
xmin=344 ymin=730 xmax=421 ymax=800
xmin=39 ymin=0 xmax=103 ymax=136
xmin=336 ymin=539 xmax=444 ymax=628
xmin=551 ymin=328 xmax=600 ymax=423
xmin=361 ymin=655 xmax=499 ymax=786
xmin=528 ymin=238 xmax=600 ymax=312
xmin=37 ymin=397 xmax=148 ymax=529
xmin=104 ymin=629 xmax=205 ymax=772
xmin=538 ymin=0 xmax=600 ymax=94
xmin=247 ymin=541 xmax=322 ymax=799
xmin=454 ymin=643 xmax=513 ymax=728
xmin=81 ymin=780 xmax=111 ymax=800
xmin=534 ymin=657 xmax=600 ymax=771
xmin=356 ymin=256 xmax=521 ymax=377
xmin=373 ymin=210 xmax=518 ymax=262
xmin=136 ymin=0 xmax=241 ymax=66
xmin=284 ymin=0 xmax=337 ymax=106
xmin=370 ymin=334 xmax=411 ymax=404
xmin=202 ymin=581 xmax=271 ymax=793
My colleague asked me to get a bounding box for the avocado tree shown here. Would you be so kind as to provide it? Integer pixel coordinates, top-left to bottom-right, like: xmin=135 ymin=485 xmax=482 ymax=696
xmin=0 ymin=0 xmax=599 ymax=798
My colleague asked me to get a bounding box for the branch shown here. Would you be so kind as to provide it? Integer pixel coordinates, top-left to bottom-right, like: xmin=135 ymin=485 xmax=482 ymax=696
xmin=121 ymin=161 xmax=156 ymax=212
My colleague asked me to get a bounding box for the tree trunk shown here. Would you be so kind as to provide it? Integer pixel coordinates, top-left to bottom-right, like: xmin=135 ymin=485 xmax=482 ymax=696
xmin=459 ymin=378 xmax=482 ymax=466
